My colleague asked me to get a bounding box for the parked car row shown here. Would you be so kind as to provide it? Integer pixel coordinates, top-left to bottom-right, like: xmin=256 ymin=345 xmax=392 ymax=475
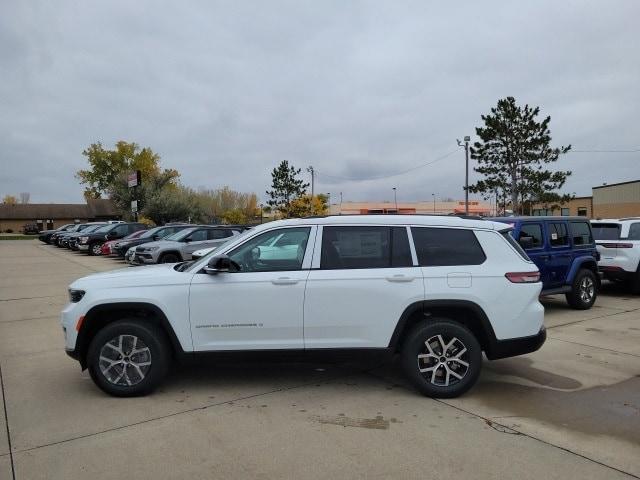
xmin=40 ymin=221 xmax=250 ymax=264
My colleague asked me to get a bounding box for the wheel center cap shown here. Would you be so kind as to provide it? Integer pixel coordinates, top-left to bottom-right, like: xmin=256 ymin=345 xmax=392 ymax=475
xmin=440 ymin=356 xmax=446 ymax=363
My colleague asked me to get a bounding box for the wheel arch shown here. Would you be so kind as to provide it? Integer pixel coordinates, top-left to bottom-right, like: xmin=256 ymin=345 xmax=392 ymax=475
xmin=159 ymin=250 xmax=183 ymax=262
xmin=567 ymin=256 xmax=599 ymax=284
xmin=76 ymin=302 xmax=185 ymax=369
xmin=389 ymin=300 xmax=498 ymax=358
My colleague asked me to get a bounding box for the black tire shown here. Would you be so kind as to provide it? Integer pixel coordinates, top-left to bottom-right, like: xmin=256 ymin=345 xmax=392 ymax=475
xmin=565 ymin=269 xmax=597 ymax=309
xmin=401 ymin=319 xmax=482 ymax=398
xmin=87 ymin=319 xmax=171 ymax=397
xmin=88 ymin=242 xmax=103 ymax=256
xmin=159 ymin=252 xmax=181 ymax=263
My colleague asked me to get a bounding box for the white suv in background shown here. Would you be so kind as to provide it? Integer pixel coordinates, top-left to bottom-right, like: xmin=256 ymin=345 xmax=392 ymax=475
xmin=592 ymin=218 xmax=640 ymax=293
xmin=61 ymin=215 xmax=545 ymax=398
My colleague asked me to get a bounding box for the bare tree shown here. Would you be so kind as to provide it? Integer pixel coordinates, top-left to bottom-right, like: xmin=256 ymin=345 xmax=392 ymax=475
xmin=19 ymin=192 xmax=30 ymax=204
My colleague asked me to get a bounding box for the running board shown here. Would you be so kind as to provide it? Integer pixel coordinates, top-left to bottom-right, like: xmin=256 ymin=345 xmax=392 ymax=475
xmin=540 ymin=286 xmax=572 ymax=296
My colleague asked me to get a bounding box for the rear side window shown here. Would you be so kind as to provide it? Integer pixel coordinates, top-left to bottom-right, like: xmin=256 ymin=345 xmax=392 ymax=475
xmin=548 ymin=223 xmax=569 ymax=247
xmin=411 ymin=227 xmax=486 ymax=266
xmin=321 ymin=226 xmax=412 ymax=269
xmin=209 ymin=229 xmax=232 ymax=240
xmin=627 ymin=223 xmax=640 ymax=240
xmin=518 ymin=224 xmax=543 ymax=248
xmin=570 ymin=222 xmax=593 ymax=246
xmin=591 ymin=223 xmax=621 ymax=240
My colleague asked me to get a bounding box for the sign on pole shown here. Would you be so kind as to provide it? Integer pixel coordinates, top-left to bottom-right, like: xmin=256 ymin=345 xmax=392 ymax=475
xmin=128 ymin=170 xmax=141 ymax=188
xmin=131 ymin=200 xmax=138 ymax=213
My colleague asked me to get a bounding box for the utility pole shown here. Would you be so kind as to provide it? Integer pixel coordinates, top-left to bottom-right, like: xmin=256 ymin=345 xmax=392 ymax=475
xmin=432 ymin=193 xmax=435 ymax=213
xmin=392 ymin=187 xmax=397 ymax=213
xmin=339 ymin=192 xmax=343 ymax=215
xmin=457 ymin=136 xmax=471 ymax=215
xmin=307 ymin=166 xmax=315 ymax=198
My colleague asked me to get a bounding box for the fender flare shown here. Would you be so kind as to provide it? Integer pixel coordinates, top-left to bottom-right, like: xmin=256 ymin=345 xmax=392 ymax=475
xmin=567 ymin=256 xmax=598 ymax=284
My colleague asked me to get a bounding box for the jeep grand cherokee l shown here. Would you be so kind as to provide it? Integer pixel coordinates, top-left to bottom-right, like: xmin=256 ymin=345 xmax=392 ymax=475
xmin=62 ymin=215 xmax=545 ymax=398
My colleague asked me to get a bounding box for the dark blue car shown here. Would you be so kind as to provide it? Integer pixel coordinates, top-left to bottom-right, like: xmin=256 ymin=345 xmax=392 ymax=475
xmin=490 ymin=216 xmax=599 ymax=309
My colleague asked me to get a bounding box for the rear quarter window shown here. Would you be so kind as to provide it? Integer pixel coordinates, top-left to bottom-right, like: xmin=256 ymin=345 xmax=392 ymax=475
xmin=411 ymin=227 xmax=486 ymax=266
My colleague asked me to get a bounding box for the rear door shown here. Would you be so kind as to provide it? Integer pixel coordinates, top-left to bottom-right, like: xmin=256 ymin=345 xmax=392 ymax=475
xmin=546 ymin=221 xmax=572 ymax=287
xmin=303 ymin=225 xmax=423 ymax=348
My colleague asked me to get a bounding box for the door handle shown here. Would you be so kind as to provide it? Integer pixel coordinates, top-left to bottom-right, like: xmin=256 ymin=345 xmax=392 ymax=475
xmin=386 ymin=274 xmax=415 ymax=283
xmin=271 ymin=277 xmax=299 ymax=285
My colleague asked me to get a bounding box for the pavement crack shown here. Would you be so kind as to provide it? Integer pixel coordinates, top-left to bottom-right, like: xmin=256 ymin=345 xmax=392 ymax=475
xmin=0 ymin=295 xmax=60 ymax=302
xmin=547 ymin=307 xmax=640 ymax=330
xmin=547 ymin=336 xmax=640 ymax=358
xmin=0 ymin=362 xmax=16 ymax=480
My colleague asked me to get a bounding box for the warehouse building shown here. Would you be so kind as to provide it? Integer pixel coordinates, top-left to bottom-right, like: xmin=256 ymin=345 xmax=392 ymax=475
xmin=592 ymin=180 xmax=640 ymax=218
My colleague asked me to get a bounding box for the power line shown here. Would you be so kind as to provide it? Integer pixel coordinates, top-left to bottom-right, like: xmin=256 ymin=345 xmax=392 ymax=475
xmin=566 ymin=149 xmax=640 ymax=153
xmin=315 ymin=148 xmax=460 ymax=182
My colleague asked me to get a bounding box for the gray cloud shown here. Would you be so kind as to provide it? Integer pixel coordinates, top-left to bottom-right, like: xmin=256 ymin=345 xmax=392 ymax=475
xmin=1 ymin=0 xmax=638 ymax=204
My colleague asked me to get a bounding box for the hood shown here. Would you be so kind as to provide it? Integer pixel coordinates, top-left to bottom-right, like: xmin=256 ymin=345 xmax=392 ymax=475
xmin=69 ymin=263 xmax=189 ymax=290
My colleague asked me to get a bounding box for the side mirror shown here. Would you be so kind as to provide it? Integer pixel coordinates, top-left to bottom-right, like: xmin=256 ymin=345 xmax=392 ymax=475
xmin=519 ymin=236 xmax=534 ymax=250
xmin=107 ymin=231 xmax=118 ymax=239
xmin=184 ymin=237 xmax=192 ymax=243
xmin=152 ymin=234 xmax=160 ymax=240
xmin=204 ymin=255 xmax=240 ymax=274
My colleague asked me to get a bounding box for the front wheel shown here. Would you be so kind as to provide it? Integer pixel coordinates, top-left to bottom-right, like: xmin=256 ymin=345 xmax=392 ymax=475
xmin=89 ymin=242 xmax=103 ymax=256
xmin=159 ymin=252 xmax=181 ymax=263
xmin=401 ymin=319 xmax=482 ymax=398
xmin=87 ymin=320 xmax=171 ymax=396
xmin=566 ymin=269 xmax=597 ymax=309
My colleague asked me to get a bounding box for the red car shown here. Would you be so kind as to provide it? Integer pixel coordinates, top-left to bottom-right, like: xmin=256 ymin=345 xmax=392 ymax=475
xmin=101 ymin=229 xmax=148 ymax=255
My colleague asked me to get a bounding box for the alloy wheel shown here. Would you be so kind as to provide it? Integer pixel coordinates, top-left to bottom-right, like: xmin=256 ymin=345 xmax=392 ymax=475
xmin=417 ymin=334 xmax=470 ymax=387
xmin=579 ymin=277 xmax=595 ymax=303
xmin=98 ymin=335 xmax=152 ymax=386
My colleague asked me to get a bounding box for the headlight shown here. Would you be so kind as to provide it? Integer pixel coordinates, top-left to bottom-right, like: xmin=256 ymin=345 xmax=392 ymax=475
xmin=79 ymin=236 xmax=89 ymax=243
xmin=69 ymin=289 xmax=85 ymax=303
xmin=142 ymin=246 xmax=159 ymax=252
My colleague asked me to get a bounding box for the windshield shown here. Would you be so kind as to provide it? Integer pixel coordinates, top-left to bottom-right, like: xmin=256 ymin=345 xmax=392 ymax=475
xmin=591 ymin=223 xmax=621 ymax=240
xmin=80 ymin=224 xmax=105 ymax=234
xmin=94 ymin=224 xmax=114 ymax=233
xmin=164 ymin=227 xmax=197 ymax=241
xmin=139 ymin=226 xmax=163 ymax=238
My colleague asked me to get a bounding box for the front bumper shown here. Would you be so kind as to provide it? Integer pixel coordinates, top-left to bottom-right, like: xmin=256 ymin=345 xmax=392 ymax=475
xmin=131 ymin=252 xmax=156 ymax=264
xmin=78 ymin=244 xmax=89 ymax=251
xmin=486 ymin=327 xmax=547 ymax=360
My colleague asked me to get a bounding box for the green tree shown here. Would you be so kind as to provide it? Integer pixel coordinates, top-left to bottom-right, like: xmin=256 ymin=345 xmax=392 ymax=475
xmin=266 ymin=160 xmax=309 ymax=217
xmin=76 ymin=141 xmax=164 ymax=199
xmin=143 ymin=185 xmax=205 ymax=225
xmin=196 ymin=186 xmax=259 ymax=223
xmin=469 ymin=97 xmax=571 ymax=214
xmin=221 ymin=209 xmax=247 ymax=225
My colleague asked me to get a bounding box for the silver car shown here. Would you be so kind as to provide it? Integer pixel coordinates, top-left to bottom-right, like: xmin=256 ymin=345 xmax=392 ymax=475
xmin=129 ymin=226 xmax=241 ymax=264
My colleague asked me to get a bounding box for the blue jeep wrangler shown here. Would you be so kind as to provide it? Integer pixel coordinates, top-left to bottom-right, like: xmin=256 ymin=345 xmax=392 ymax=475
xmin=490 ymin=216 xmax=600 ymax=309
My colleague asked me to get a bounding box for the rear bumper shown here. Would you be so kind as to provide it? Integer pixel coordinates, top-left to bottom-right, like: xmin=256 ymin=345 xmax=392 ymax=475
xmin=486 ymin=327 xmax=546 ymax=360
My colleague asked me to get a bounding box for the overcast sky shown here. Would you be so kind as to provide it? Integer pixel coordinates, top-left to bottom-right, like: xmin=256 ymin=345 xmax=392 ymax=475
xmin=1 ymin=1 xmax=639 ymax=205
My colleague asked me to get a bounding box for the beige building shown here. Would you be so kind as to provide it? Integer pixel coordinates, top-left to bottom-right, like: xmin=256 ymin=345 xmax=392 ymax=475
xmin=0 ymin=199 xmax=121 ymax=233
xmin=328 ymin=200 xmax=494 ymax=216
xmin=592 ymin=180 xmax=640 ymax=219
xmin=531 ymin=196 xmax=593 ymax=218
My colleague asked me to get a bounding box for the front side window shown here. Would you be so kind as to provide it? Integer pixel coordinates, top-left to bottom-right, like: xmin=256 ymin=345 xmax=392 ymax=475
xmin=320 ymin=226 xmax=412 ymax=269
xmin=209 ymin=229 xmax=232 ymax=240
xmin=570 ymin=222 xmax=593 ymax=246
xmin=548 ymin=222 xmax=569 ymax=247
xmin=187 ymin=229 xmax=208 ymax=242
xmin=228 ymin=227 xmax=310 ymax=272
xmin=411 ymin=227 xmax=486 ymax=266
xmin=518 ymin=224 xmax=544 ymax=248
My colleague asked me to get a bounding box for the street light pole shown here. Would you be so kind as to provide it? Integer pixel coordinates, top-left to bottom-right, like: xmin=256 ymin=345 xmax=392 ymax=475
xmin=457 ymin=136 xmax=471 ymax=215
xmin=393 ymin=187 xmax=397 ymax=213
xmin=432 ymin=193 xmax=435 ymax=214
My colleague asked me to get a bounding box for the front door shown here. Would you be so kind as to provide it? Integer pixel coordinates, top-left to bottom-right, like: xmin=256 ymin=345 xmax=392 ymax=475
xmin=189 ymin=226 xmax=315 ymax=351
xmin=304 ymin=225 xmax=423 ymax=348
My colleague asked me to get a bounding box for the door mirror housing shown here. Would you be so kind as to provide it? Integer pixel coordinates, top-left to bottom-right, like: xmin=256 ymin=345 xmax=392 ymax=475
xmin=518 ymin=236 xmax=534 ymax=250
xmin=204 ymin=255 xmax=240 ymax=274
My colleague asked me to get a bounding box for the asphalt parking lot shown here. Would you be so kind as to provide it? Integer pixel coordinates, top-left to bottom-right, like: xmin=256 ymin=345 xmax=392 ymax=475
xmin=0 ymin=240 xmax=639 ymax=479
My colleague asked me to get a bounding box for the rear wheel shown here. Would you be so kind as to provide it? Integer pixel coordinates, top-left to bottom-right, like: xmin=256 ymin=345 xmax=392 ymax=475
xmin=630 ymin=268 xmax=640 ymax=295
xmin=160 ymin=252 xmax=180 ymax=263
xmin=87 ymin=319 xmax=171 ymax=396
xmin=401 ymin=319 xmax=482 ymax=398
xmin=566 ymin=269 xmax=597 ymax=309
xmin=89 ymin=242 xmax=103 ymax=256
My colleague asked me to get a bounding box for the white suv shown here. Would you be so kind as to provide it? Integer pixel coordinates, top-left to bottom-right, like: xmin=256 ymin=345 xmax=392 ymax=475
xmin=592 ymin=218 xmax=640 ymax=293
xmin=61 ymin=215 xmax=545 ymax=398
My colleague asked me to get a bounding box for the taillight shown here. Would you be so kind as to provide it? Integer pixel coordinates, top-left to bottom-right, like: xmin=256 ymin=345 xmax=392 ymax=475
xmin=600 ymin=243 xmax=633 ymax=248
xmin=505 ymin=271 xmax=541 ymax=283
